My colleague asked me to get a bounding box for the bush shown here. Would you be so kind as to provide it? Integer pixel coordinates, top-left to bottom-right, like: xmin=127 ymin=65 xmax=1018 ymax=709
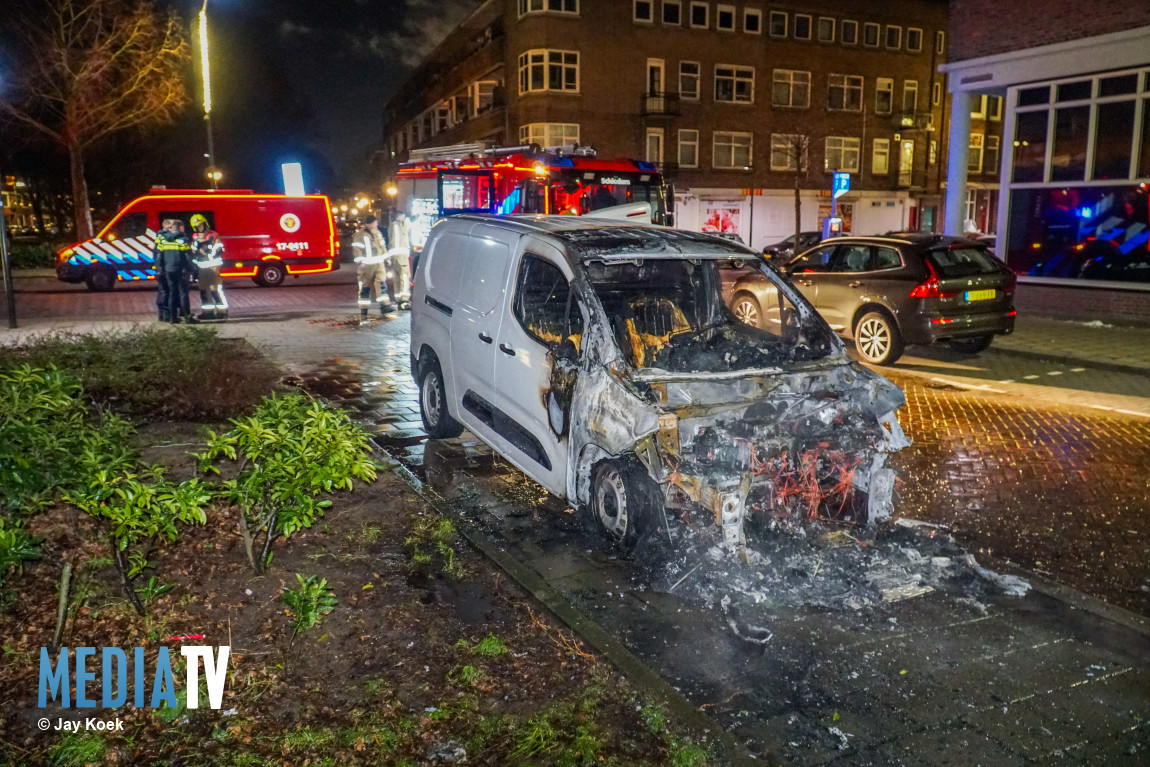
xmin=6 ymin=240 xmax=57 ymax=269
xmin=282 ymin=574 xmax=338 ymax=635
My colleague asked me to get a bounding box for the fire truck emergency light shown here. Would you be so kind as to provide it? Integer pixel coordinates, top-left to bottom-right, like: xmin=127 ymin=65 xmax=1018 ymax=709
xmin=282 ymin=163 xmax=305 ymax=197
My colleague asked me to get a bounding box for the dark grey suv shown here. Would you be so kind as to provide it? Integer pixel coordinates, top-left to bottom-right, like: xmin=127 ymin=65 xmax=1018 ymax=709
xmin=727 ymin=233 xmax=1016 ymax=365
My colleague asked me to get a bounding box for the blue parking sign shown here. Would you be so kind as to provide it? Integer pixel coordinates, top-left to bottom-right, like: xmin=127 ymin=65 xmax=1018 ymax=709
xmin=832 ymin=171 xmax=851 ymax=199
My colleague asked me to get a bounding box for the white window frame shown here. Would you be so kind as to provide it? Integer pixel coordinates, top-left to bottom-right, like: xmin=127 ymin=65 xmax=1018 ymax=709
xmin=744 ymin=8 xmax=762 ymax=34
xmin=968 ymin=132 xmax=985 ymax=173
xmin=662 ymin=0 xmax=681 ymax=25
xmin=875 ymin=77 xmax=894 ymax=115
xmin=793 ymin=13 xmax=812 ymax=40
xmin=518 ymin=0 xmax=579 ymax=17
xmin=841 ymin=20 xmax=858 ymax=45
xmin=906 ymin=27 xmax=923 ymax=53
xmin=714 ymin=64 xmax=755 ymax=104
xmin=863 ymin=22 xmax=880 ymax=48
xmin=903 ymin=80 xmax=919 ymax=114
xmin=935 ymin=31 xmax=945 ymax=55
xmin=469 ymin=80 xmax=498 ymax=117
xmin=689 ymin=1 xmax=709 ymax=28
xmin=678 ymin=129 xmax=700 ymax=168
xmin=971 ymin=94 xmax=988 ymax=119
xmin=828 ymin=74 xmax=864 ymax=112
xmin=772 ymin=69 xmax=810 ymax=108
xmin=713 ymin=131 xmax=753 ymax=169
xmin=633 ymin=0 xmax=653 ymax=23
xmin=770 ymin=133 xmax=807 ymax=172
xmin=716 ymin=4 xmax=735 ymax=31
xmin=645 ymin=127 xmax=665 ymax=164
xmin=519 ymin=122 xmax=581 ymax=147
xmin=885 ymin=25 xmax=902 ymax=50
xmin=825 ymin=136 xmax=861 ymax=173
xmin=989 ymin=95 xmax=1004 ymax=121
xmin=932 ymin=81 xmax=942 ymax=106
xmin=768 ymin=10 xmax=787 ymax=38
xmin=679 ymin=60 xmax=701 ymax=100
xmin=817 ymin=17 xmax=835 ymax=43
xmin=872 ymin=138 xmax=891 ymax=175
xmin=986 ymin=135 xmax=1001 ymax=172
xmin=518 ymin=49 xmax=580 ymax=94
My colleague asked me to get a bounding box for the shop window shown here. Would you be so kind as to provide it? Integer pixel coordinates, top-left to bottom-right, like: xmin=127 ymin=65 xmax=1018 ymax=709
xmin=875 ymin=77 xmax=893 ymax=115
xmin=518 ymin=49 xmax=579 ymax=94
xmin=828 ymin=74 xmax=863 ymax=112
xmin=716 ymin=4 xmax=735 ymax=31
xmin=769 ymin=10 xmax=787 ymax=37
xmin=679 ymin=61 xmax=700 ymax=100
xmin=841 ymin=20 xmax=858 ymax=45
xmin=770 ymin=133 xmax=807 ymax=171
xmin=794 ymin=14 xmax=811 ymax=40
xmin=662 ymin=0 xmax=681 ymax=25
xmin=678 ymin=129 xmax=699 ymax=168
xmin=633 ymin=0 xmax=653 ymax=23
xmin=1051 ymin=105 xmax=1090 ymax=181
xmin=885 ymin=25 xmax=902 ymax=50
xmin=690 ymin=2 xmax=708 ymax=28
xmin=714 ymin=65 xmax=754 ymax=104
xmin=1017 ymin=86 xmax=1050 ymax=107
xmin=872 ymin=139 xmax=890 ymax=175
xmin=744 ymin=8 xmax=761 ymax=34
xmin=772 ymin=69 xmax=810 ymax=108
xmin=817 ymin=17 xmax=834 ymax=43
xmin=825 ymin=136 xmax=860 ymax=172
xmin=1056 ymin=80 xmax=1092 ymax=102
xmin=906 ymin=28 xmax=923 ymax=53
xmin=1012 ymin=111 xmax=1048 ymax=183
xmin=863 ymin=22 xmax=880 ymax=48
xmin=713 ymin=131 xmax=752 ymax=169
xmin=1139 ymin=102 xmax=1150 ymax=177
xmin=1099 ymin=74 xmax=1139 ymax=97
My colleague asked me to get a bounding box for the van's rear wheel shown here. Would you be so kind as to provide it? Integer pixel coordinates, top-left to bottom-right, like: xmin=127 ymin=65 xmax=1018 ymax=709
xmin=253 ymin=264 xmax=285 ymax=287
xmin=419 ymin=357 xmax=463 ymax=439
xmin=591 ymin=457 xmax=658 ymax=554
xmin=84 ymin=267 xmax=117 ymax=292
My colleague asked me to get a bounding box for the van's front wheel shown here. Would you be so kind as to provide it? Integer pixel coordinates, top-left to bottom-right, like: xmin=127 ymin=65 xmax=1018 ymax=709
xmin=591 ymin=457 xmax=658 ymax=553
xmin=253 ymin=264 xmax=285 ymax=287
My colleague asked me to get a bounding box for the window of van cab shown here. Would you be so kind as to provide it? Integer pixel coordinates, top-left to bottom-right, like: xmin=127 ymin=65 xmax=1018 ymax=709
xmin=514 ymin=255 xmax=583 ymax=348
xmin=107 ymin=212 xmax=148 ymax=240
xmin=160 ymin=210 xmax=216 ymax=230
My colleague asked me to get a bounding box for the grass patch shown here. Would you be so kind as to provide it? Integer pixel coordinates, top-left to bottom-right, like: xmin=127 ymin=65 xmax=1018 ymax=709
xmin=455 ymin=633 xmax=508 ymax=657
xmin=405 ymin=514 xmax=465 ymax=579
xmin=49 ymin=731 xmax=106 ymax=767
xmin=0 ymin=326 xmax=280 ymax=421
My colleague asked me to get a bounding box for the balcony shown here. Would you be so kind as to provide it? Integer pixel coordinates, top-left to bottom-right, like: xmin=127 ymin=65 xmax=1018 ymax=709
xmin=641 ymin=91 xmax=681 ymax=118
xmin=893 ymin=111 xmax=936 ymax=132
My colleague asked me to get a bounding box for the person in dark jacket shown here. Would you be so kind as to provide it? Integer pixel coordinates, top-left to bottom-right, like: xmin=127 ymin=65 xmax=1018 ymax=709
xmin=152 ymin=219 xmax=196 ymax=324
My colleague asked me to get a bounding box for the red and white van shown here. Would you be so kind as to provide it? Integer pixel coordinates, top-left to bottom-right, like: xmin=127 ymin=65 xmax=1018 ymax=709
xmin=56 ymin=189 xmax=339 ymax=291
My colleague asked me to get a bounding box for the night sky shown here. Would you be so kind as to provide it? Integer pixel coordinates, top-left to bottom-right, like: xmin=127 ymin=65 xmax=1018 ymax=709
xmin=0 ymin=0 xmax=476 ymax=204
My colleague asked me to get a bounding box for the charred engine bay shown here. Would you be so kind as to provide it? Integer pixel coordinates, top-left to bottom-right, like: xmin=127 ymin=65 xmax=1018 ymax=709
xmin=645 ymin=321 xmax=832 ymax=373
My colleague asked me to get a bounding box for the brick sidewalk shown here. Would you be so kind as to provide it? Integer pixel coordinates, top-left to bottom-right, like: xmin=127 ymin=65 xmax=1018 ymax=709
xmin=992 ymin=315 xmax=1150 ymax=374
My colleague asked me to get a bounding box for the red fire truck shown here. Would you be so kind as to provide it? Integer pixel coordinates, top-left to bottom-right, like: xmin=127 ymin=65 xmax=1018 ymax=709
xmin=393 ymin=144 xmax=671 ymax=250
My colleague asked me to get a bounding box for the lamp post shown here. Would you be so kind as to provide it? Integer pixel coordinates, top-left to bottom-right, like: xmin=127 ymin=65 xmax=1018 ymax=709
xmin=199 ymin=1 xmax=218 ymax=190
xmin=0 ymin=175 xmax=16 ymax=329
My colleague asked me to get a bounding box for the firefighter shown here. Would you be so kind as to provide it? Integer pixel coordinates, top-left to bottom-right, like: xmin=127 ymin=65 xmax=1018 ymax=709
xmin=351 ymin=216 xmax=393 ymax=316
xmin=387 ymin=212 xmax=412 ymax=310
xmin=152 ymin=219 xmax=195 ymax=324
xmin=190 ymin=213 xmax=227 ymax=321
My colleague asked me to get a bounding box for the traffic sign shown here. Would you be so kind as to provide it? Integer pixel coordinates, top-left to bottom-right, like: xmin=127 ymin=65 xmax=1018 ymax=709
xmin=832 ymin=171 xmax=851 ymax=199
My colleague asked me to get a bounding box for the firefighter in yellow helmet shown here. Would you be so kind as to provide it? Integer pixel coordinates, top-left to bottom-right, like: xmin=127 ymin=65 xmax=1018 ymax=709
xmin=190 ymin=213 xmax=227 ymax=321
xmin=351 ymin=215 xmax=393 ymax=317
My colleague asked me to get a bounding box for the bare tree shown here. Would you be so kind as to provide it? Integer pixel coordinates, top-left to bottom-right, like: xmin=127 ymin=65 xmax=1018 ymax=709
xmin=0 ymin=0 xmax=190 ymax=239
xmin=772 ymin=133 xmax=811 ymax=250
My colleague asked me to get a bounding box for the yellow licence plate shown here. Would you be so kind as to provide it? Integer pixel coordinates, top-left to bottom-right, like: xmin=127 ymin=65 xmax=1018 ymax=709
xmin=965 ymin=289 xmax=996 ymax=302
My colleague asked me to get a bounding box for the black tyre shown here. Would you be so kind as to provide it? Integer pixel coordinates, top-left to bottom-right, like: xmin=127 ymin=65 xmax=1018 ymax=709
xmin=418 ymin=356 xmax=463 ymax=439
xmin=84 ymin=267 xmax=117 ymax=292
xmin=731 ymin=292 xmax=765 ymax=329
xmin=854 ymin=311 xmax=904 ymax=365
xmin=590 ymin=457 xmax=659 ymax=553
xmin=947 ymin=335 xmax=993 ymax=354
xmin=253 ymin=263 xmax=285 ymax=287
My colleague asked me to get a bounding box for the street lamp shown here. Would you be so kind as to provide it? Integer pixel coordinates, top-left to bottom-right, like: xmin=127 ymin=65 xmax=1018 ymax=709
xmin=200 ymin=1 xmax=218 ymax=190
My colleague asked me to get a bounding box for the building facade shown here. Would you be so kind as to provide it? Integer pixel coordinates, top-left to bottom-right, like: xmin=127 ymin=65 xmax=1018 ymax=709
xmin=942 ymin=0 xmax=1150 ymax=318
xmin=382 ymin=0 xmax=990 ymax=250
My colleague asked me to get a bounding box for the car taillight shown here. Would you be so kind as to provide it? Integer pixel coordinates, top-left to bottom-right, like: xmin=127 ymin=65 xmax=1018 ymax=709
xmin=909 ymin=259 xmax=957 ymax=299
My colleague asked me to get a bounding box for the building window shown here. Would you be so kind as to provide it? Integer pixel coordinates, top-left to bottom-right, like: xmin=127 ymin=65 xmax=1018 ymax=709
xmin=772 ymin=69 xmax=810 ymax=108
xmin=932 ymin=82 xmax=942 ymax=106
xmin=769 ymin=11 xmax=787 ymax=37
xmin=518 ymin=50 xmax=579 ymax=93
xmin=989 ymin=95 xmax=1004 ymax=121
xmin=875 ymin=78 xmax=893 ymax=115
xmin=972 ymin=95 xmax=987 ymax=119
xmin=885 ymin=25 xmax=902 ymax=50
xmin=679 ymin=61 xmax=700 ymax=100
xmin=825 ymin=136 xmax=861 ymax=172
xmin=633 ymin=0 xmax=653 ymax=23
xmin=713 ymin=131 xmax=753 ymax=168
xmin=646 ymin=128 xmax=665 ymax=164
xmin=863 ymin=22 xmax=880 ymax=48
xmin=770 ymin=133 xmax=807 ymax=171
xmin=929 ymin=139 xmax=938 ymax=165
xmin=906 ymin=27 xmax=923 ymax=53
xmin=968 ymin=133 xmax=984 ymax=173
xmin=903 ymin=80 xmax=918 ymax=113
xmin=716 ymin=4 xmax=735 ymax=30
xmin=715 ymin=65 xmax=754 ymax=103
xmin=690 ymin=2 xmax=708 ymax=28
xmin=935 ymin=31 xmax=945 ymax=55
xmin=817 ymin=17 xmax=834 ymax=43
xmin=678 ymin=129 xmax=699 ymax=168
xmin=872 ymin=138 xmax=890 ymax=174
xmin=520 ymin=122 xmax=580 ymax=147
xmin=519 ymin=0 xmax=579 ymax=15
xmin=469 ymin=80 xmax=498 ymax=116
xmin=986 ymin=135 xmax=1001 ymax=174
xmin=828 ymin=74 xmax=863 ymax=111
xmin=662 ymin=0 xmax=681 ymax=24
xmin=744 ymin=8 xmax=761 ymax=34
xmin=841 ymin=20 xmax=858 ymax=45
xmin=793 ymin=14 xmax=811 ymax=40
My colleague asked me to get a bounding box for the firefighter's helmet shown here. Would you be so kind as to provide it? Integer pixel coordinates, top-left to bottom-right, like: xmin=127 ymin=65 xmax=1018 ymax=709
xmin=190 ymin=213 xmax=209 ymax=229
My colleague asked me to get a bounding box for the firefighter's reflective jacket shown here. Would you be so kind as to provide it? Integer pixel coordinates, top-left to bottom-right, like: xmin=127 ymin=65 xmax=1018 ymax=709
xmin=192 ymin=229 xmax=224 ymax=268
xmin=351 ymin=228 xmax=387 ymax=264
xmin=152 ymin=230 xmax=193 ymax=272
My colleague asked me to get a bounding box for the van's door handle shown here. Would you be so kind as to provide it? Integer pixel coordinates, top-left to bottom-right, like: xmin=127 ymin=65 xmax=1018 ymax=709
xmin=499 ymin=343 xmax=515 ymax=356
xmin=848 ymin=280 xmax=863 ymax=288
xmin=478 ymin=332 xmax=492 ymax=344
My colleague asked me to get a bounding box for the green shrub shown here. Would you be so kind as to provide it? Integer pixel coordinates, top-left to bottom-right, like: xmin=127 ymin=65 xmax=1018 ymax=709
xmin=282 ymin=574 xmax=338 ymax=635
xmin=7 ymin=240 xmax=57 ymax=269
xmin=196 ymin=393 xmax=377 ymax=573
xmin=0 ymin=519 xmax=41 ymax=590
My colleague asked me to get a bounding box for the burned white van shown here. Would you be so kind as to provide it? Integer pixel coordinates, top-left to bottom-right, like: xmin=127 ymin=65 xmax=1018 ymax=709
xmin=410 ymin=216 xmax=909 ymax=553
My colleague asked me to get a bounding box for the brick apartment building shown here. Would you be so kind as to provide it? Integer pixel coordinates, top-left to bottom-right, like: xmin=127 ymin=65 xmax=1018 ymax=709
xmin=382 ymin=0 xmax=1002 ymax=249
xmin=941 ymin=0 xmax=1150 ymax=319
